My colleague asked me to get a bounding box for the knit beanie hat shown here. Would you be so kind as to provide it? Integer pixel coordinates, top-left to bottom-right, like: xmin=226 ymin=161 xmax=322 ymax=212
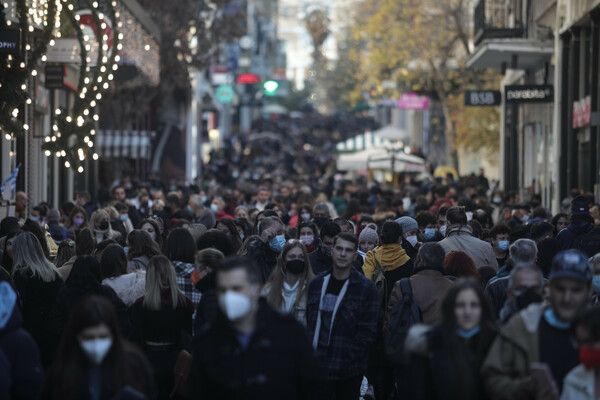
xmin=395 ymin=216 xmax=418 ymax=234
xmin=359 ymin=228 xmax=378 ymax=244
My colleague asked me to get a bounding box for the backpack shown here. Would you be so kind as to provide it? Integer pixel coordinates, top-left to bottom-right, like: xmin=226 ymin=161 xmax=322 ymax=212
xmin=384 ymin=278 xmax=422 ymax=365
xmin=571 ymin=226 xmax=600 ymax=257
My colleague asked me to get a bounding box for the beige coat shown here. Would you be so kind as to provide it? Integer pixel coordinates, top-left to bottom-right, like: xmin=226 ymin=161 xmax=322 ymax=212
xmin=439 ymin=225 xmax=498 ymax=271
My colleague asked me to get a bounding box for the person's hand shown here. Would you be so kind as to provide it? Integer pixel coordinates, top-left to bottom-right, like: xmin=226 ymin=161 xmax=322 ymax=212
xmin=260 ymin=227 xmax=275 ymax=243
xmin=529 ymin=362 xmax=559 ymax=400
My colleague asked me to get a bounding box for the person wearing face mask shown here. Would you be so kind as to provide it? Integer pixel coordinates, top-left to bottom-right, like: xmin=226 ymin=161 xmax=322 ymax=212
xmin=113 ymin=202 xmax=134 ymax=234
xmin=312 ymin=203 xmax=331 ymax=229
xmin=490 ymin=224 xmax=511 ymax=274
xmin=296 ymin=221 xmax=318 ymax=253
xmin=64 ymin=206 xmax=89 ymax=237
xmin=44 ymin=296 xmax=154 ymax=400
xmin=405 ymin=280 xmax=497 ymax=400
xmin=498 ymin=263 xmax=545 ymax=323
xmin=308 ymin=222 xmax=341 ymax=275
xmin=245 ymin=216 xmax=287 ymax=283
xmin=416 ymin=211 xmax=443 ymax=243
xmin=191 ymin=256 xmax=322 ymax=399
xmin=439 ymin=207 xmax=498 ymax=272
xmin=483 ymin=250 xmax=593 ymax=398
xmin=396 ymin=216 xmax=420 ymax=259
xmin=211 ymin=196 xmax=234 ymax=221
xmin=192 ymin=248 xmax=224 ymax=333
xmin=262 ymin=241 xmax=315 ymax=325
xmin=89 ymin=210 xmax=121 ymax=245
xmin=562 ymin=306 xmax=600 ymax=400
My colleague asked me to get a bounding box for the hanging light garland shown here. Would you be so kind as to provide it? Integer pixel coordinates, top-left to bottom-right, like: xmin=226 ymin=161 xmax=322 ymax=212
xmin=41 ymin=0 xmax=121 ymax=173
xmin=0 ymin=0 xmax=57 ymax=140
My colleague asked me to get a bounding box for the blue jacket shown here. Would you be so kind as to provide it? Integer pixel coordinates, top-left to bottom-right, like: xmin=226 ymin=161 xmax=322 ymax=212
xmin=556 ymin=220 xmax=600 ymax=251
xmin=307 ymin=268 xmax=378 ymax=380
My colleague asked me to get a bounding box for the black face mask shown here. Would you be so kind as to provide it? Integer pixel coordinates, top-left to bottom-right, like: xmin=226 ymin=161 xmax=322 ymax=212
xmin=99 ymin=221 xmax=109 ymax=230
xmin=515 ymin=289 xmax=543 ymax=310
xmin=195 ymin=271 xmax=216 ymax=293
xmin=286 ymin=260 xmax=305 ymax=275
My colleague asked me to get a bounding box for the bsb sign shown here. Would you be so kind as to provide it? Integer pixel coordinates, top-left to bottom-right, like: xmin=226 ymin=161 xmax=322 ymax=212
xmin=505 ymin=85 xmax=554 ymax=103
xmin=464 ymin=90 xmax=501 ymax=106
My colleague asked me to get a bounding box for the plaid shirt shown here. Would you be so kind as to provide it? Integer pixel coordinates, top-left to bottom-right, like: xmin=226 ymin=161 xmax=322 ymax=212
xmin=307 ymin=268 xmax=378 ymax=380
xmin=173 ymin=261 xmax=202 ymax=308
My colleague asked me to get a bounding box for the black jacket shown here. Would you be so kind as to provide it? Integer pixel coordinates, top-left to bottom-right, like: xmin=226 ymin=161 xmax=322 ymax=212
xmin=13 ymin=270 xmax=64 ymax=367
xmin=484 ymin=277 xmax=509 ymax=320
xmin=192 ymin=299 xmax=323 ymax=400
xmin=246 ymin=238 xmax=279 ymax=283
xmin=0 ymin=286 xmax=43 ymax=400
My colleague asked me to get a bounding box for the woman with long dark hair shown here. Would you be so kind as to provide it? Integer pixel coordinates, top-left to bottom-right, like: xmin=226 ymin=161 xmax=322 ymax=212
xmin=215 ymin=217 xmax=243 ymax=253
xmin=126 ymin=229 xmax=162 ymax=272
xmin=406 ymin=279 xmax=497 ymax=400
xmin=101 ymin=244 xmax=145 ymax=307
xmin=43 ymin=296 xmax=154 ymax=399
xmin=130 ymin=255 xmax=193 ymax=399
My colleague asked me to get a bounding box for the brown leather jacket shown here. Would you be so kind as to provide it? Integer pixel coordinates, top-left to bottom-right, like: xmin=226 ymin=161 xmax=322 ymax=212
xmin=384 ymin=267 xmax=454 ymax=333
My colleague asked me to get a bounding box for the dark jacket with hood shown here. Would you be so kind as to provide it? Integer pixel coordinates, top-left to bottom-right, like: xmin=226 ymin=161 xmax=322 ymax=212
xmin=50 ymin=257 xmax=131 ymax=338
xmin=192 ymin=298 xmax=322 ymax=399
xmin=0 ymin=281 xmax=43 ymax=400
xmin=556 ymin=219 xmax=600 ymax=256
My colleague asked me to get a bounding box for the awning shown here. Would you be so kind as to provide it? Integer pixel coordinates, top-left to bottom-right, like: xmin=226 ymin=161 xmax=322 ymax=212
xmin=467 ymin=39 xmax=554 ymax=70
xmin=96 ymin=130 xmax=154 ymax=159
xmin=337 ymin=147 xmax=426 ymax=172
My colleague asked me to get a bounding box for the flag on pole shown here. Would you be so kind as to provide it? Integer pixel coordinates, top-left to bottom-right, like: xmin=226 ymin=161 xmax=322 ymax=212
xmin=1 ymin=164 xmax=20 ymax=199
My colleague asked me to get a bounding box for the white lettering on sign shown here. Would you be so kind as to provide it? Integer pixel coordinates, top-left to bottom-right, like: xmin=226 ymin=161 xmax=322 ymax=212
xmin=506 ymin=88 xmax=551 ymax=100
xmin=470 ymin=92 xmax=496 ymax=105
xmin=0 ymin=41 xmax=17 ymax=49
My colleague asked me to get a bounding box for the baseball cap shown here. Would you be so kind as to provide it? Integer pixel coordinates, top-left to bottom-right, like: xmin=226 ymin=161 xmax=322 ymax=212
xmin=549 ymin=249 xmax=592 ymax=282
xmin=571 ymin=195 xmax=590 ymax=215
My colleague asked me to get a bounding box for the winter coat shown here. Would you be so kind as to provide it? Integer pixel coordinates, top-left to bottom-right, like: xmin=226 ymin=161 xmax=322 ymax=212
xmin=262 ymin=280 xmax=309 ymax=326
xmin=556 ymin=220 xmax=600 ymax=255
xmin=384 ymin=267 xmax=454 ymax=333
xmin=481 ymin=303 xmax=545 ymax=400
xmin=193 ymin=208 xmax=216 ymax=230
xmin=439 ymin=225 xmax=498 ymax=271
xmin=13 ymin=269 xmax=64 ymax=367
xmin=50 ymin=262 xmax=132 ymax=339
xmin=191 ymin=299 xmax=322 ymax=399
xmin=57 ymin=256 xmax=77 ymax=281
xmin=0 ymin=282 xmax=43 ymax=400
xmin=405 ymin=324 xmax=495 ymax=400
xmin=102 ymin=271 xmax=146 ymax=307
xmin=246 ymin=238 xmax=279 ymax=283
xmin=362 ymin=244 xmax=411 ymax=280
xmin=126 ymin=255 xmax=150 ymax=272
xmin=306 ymin=268 xmax=378 ymax=380
xmin=484 ymin=277 xmax=510 ymax=319
xmin=561 ymin=364 xmax=595 ymax=400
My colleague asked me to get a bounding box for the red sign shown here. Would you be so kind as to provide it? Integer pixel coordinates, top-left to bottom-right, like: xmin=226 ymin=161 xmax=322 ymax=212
xmin=236 ymin=73 xmax=260 ymax=84
xmin=573 ymin=95 xmax=591 ymax=128
xmin=76 ymin=10 xmax=113 ymax=53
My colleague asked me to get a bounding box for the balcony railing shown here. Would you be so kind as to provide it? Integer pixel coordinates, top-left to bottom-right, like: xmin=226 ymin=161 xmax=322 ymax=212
xmin=474 ymin=0 xmax=525 ymax=46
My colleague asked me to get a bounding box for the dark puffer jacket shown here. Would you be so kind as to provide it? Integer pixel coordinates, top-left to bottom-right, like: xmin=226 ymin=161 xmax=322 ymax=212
xmin=0 ymin=281 xmax=43 ymax=400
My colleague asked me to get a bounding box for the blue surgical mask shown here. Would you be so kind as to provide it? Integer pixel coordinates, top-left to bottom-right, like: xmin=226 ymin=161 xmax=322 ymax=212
xmin=187 ymin=206 xmax=194 ymax=214
xmin=593 ymin=275 xmax=600 ymax=294
xmin=30 ymin=216 xmax=39 ymax=222
xmin=269 ymin=235 xmax=286 ymax=252
xmin=457 ymin=325 xmax=480 ymax=339
xmin=119 ymin=214 xmax=128 ymax=222
xmin=521 ymin=215 xmax=530 ymax=223
xmin=423 ymin=228 xmax=436 ymax=240
xmin=543 ymin=308 xmax=570 ymax=330
xmin=200 ymin=196 xmax=207 ymax=204
xmin=240 ymin=233 xmax=245 ymax=240
xmin=124 ymin=246 xmax=129 ymax=255
xmin=497 ymin=240 xmax=509 ymax=251
xmin=148 ymin=232 xmax=156 ymax=240
xmin=493 ymin=197 xmax=502 ymax=205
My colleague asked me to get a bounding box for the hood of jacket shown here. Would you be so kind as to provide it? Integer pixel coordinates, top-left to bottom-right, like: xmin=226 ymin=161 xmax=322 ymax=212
xmin=567 ymin=219 xmax=594 ymax=235
xmin=372 ymin=244 xmax=411 ymax=271
xmin=446 ymin=224 xmax=474 ymax=237
xmin=0 ymin=281 xmax=22 ymax=335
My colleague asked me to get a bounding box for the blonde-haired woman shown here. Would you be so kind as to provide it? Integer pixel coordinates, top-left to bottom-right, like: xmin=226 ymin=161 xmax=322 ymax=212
xmin=130 ymin=255 xmax=193 ymax=399
xmin=263 ymin=240 xmax=314 ymax=325
xmin=11 ymin=231 xmax=64 ymax=367
xmin=89 ymin=209 xmax=121 ymax=244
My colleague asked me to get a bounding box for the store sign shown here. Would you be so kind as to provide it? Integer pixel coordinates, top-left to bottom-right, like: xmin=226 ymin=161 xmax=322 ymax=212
xmin=0 ymin=29 xmax=20 ymax=55
xmin=397 ymin=93 xmax=429 ymax=110
xmin=505 ymin=85 xmax=554 ymax=103
xmin=573 ymin=96 xmax=591 ymax=128
xmin=45 ymin=65 xmax=64 ymax=89
xmin=46 ymin=38 xmax=80 ymax=63
xmin=236 ymin=73 xmax=260 ymax=84
xmin=464 ymin=90 xmax=501 ymax=106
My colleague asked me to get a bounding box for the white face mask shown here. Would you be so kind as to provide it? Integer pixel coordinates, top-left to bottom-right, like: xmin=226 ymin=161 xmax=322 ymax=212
xmin=218 ymin=290 xmax=252 ymax=321
xmin=79 ymin=337 xmax=113 ymax=364
xmin=405 ymin=235 xmax=418 ymax=247
xmin=439 ymin=225 xmax=447 ymax=236
xmin=210 ymin=204 xmax=219 ymax=213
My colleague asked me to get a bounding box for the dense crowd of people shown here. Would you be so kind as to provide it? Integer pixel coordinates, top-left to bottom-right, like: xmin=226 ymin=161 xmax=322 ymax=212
xmin=2 ymin=169 xmax=600 ymax=400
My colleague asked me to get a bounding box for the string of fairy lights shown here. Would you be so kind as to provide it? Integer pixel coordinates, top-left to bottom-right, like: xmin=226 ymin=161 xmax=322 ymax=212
xmin=0 ymin=0 xmax=128 ymax=173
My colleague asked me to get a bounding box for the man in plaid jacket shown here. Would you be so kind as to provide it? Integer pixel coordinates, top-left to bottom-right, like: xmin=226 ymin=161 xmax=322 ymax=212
xmin=307 ymin=232 xmax=378 ymax=399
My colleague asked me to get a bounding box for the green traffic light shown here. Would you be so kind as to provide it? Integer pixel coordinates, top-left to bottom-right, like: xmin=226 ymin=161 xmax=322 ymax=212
xmin=264 ymin=80 xmax=279 ymax=95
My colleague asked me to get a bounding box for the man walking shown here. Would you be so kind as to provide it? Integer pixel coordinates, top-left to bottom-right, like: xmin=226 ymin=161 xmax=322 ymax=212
xmin=307 ymin=232 xmax=378 ymax=399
